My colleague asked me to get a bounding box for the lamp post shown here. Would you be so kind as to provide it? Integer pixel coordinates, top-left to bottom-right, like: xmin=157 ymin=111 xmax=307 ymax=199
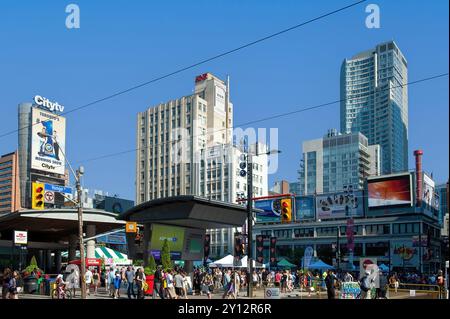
xmin=246 ymin=146 xmax=281 ymax=298
xmin=76 ymin=166 xmax=86 ymax=299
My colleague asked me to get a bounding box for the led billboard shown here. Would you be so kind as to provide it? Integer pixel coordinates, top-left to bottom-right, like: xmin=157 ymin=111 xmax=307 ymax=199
xmin=254 ymin=198 xmax=282 ymax=223
xmin=150 ymin=224 xmax=185 ymax=252
xmin=368 ymin=174 xmax=412 ymax=208
xmin=294 ymin=196 xmax=315 ymax=220
xmin=316 ymin=190 xmax=364 ymax=219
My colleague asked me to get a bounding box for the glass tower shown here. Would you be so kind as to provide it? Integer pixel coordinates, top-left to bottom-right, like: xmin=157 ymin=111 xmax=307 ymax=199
xmin=340 ymin=41 xmax=408 ymax=174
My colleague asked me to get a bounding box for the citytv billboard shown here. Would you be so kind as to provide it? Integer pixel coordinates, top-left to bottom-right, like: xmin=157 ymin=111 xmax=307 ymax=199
xmin=316 ymin=190 xmax=364 ymax=220
xmin=31 ymin=108 xmax=66 ymax=175
xmin=294 ymin=196 xmax=315 ymax=220
xmin=423 ymin=173 xmax=439 ymax=211
xmin=254 ymin=198 xmax=282 ymax=223
xmin=368 ymin=173 xmax=412 ymax=208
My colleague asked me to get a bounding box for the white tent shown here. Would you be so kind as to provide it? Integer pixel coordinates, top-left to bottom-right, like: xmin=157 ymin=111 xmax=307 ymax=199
xmin=239 ymin=256 xmax=266 ymax=268
xmin=208 ymin=254 xmax=234 ymax=267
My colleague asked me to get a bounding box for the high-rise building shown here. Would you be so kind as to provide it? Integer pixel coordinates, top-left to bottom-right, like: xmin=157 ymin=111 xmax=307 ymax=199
xmin=340 ymin=41 xmax=408 ymax=174
xmin=0 ymin=151 xmax=21 ymax=214
xmin=136 ymin=73 xmax=268 ymax=257
xmin=298 ymin=129 xmax=380 ymax=195
xmin=270 ymin=180 xmax=290 ymax=195
xmin=437 ymin=183 xmax=449 ymax=226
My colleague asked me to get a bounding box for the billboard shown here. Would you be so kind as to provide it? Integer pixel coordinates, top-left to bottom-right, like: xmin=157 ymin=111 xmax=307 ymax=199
xmin=254 ymin=198 xmax=282 ymax=223
xmin=294 ymin=196 xmax=315 ymax=220
xmin=150 ymin=224 xmax=185 ymax=252
xmin=31 ymin=108 xmax=66 ymax=175
xmin=391 ymin=240 xmax=419 ymax=268
xmin=316 ymin=190 xmax=364 ymax=220
xmin=368 ymin=174 xmax=412 ymax=208
xmin=423 ymin=173 xmax=439 ymax=210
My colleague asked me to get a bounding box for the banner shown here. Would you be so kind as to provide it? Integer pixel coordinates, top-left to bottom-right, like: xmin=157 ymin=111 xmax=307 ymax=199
xmin=391 ymin=240 xmax=419 ymax=268
xmin=316 ymin=191 xmax=364 ymax=219
xmin=423 ymin=173 xmax=439 ymax=210
xmin=254 ymin=199 xmax=282 ymax=223
xmin=256 ymin=235 xmax=264 ymax=265
xmin=340 ymin=282 xmax=361 ymax=299
xmin=346 ymin=218 xmax=355 ymax=251
xmin=368 ymin=174 xmax=412 ymax=208
xmin=269 ymin=237 xmax=277 ymax=268
xmin=303 ymin=246 xmax=314 ymax=269
xmin=31 ymin=108 xmax=66 ymax=175
xmin=294 ymin=196 xmax=315 ymax=220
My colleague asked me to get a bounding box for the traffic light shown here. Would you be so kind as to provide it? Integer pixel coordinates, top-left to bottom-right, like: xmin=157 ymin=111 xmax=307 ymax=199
xmin=32 ymin=182 xmax=45 ymax=210
xmin=280 ymin=198 xmax=292 ymax=223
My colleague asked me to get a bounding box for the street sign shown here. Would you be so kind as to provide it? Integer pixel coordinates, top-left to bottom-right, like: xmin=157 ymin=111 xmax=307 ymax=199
xmin=44 ymin=183 xmax=72 ymax=194
xmin=264 ymin=288 xmax=280 ymax=299
xmin=14 ymin=231 xmax=28 ymax=245
xmin=126 ymin=222 xmax=137 ymax=233
xmin=44 ymin=191 xmax=55 ymax=204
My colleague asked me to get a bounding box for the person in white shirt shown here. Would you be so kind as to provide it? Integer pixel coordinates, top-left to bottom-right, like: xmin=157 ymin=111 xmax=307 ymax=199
xmin=84 ymin=269 xmax=93 ymax=296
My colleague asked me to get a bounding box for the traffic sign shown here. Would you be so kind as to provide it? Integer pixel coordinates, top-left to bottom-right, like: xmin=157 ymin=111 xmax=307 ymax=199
xmin=44 ymin=191 xmax=55 ymax=204
xmin=264 ymin=288 xmax=280 ymax=299
xmin=44 ymin=183 xmax=72 ymax=194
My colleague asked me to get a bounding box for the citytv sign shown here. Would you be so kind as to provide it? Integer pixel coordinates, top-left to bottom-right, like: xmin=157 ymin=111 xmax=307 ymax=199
xmin=34 ymin=95 xmax=65 ymax=113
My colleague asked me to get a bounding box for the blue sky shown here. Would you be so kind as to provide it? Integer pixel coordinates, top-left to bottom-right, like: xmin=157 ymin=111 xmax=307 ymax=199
xmin=0 ymin=0 xmax=448 ymax=200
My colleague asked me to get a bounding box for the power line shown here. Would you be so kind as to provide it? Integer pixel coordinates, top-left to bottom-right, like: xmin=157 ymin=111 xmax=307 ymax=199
xmin=58 ymin=72 xmax=449 ymax=167
xmin=0 ymin=0 xmax=367 ymax=140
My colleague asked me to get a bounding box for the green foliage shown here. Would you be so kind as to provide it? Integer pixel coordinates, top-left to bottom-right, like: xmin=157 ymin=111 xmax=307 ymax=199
xmin=25 ymin=256 xmax=39 ymax=274
xmin=161 ymin=239 xmax=172 ymax=271
xmin=133 ymin=259 xmax=144 ymax=266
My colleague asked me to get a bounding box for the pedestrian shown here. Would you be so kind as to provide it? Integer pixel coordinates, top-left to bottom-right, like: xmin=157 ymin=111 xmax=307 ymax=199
xmin=222 ymin=270 xmax=231 ymax=299
xmin=153 ymin=265 xmax=165 ymax=299
xmin=113 ymin=272 xmax=122 ymax=299
xmin=135 ymin=268 xmax=145 ymax=299
xmin=378 ymin=271 xmax=388 ymax=299
xmin=359 ymin=270 xmax=372 ymax=299
xmin=84 ymin=268 xmax=93 ymax=296
xmin=389 ymin=273 xmax=399 ymax=294
xmin=125 ymin=266 xmax=136 ymax=299
xmin=2 ymin=268 xmax=12 ymax=299
xmin=8 ymin=271 xmax=19 ymax=299
xmin=201 ymin=272 xmax=213 ymax=299
xmin=174 ymin=270 xmax=184 ymax=298
xmin=165 ymin=269 xmax=177 ymax=299
xmin=108 ymin=268 xmax=116 ymax=296
xmin=324 ymin=270 xmax=337 ymax=299
xmin=92 ymin=269 xmax=100 ymax=295
xmin=66 ymin=268 xmax=78 ymax=298
xmin=252 ymin=271 xmax=259 ymax=289
xmin=181 ymin=271 xmax=189 ymax=299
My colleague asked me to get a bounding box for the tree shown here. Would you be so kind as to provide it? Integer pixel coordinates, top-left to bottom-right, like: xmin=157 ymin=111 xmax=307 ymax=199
xmin=161 ymin=239 xmax=172 ymax=271
xmin=144 ymin=254 xmax=157 ymax=275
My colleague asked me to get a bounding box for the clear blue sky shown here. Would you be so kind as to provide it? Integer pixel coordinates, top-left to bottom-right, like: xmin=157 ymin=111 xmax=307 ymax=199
xmin=0 ymin=0 xmax=448 ymax=200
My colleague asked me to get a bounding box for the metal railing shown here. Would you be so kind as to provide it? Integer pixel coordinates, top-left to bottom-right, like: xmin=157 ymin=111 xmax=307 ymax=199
xmin=387 ymin=283 xmax=444 ymax=299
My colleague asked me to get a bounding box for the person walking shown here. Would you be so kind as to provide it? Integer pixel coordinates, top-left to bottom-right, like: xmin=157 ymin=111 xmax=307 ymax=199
xmin=135 ymin=268 xmax=145 ymax=299
xmin=2 ymin=268 xmax=12 ymax=299
xmin=222 ymin=270 xmax=231 ymax=299
xmin=378 ymin=271 xmax=388 ymax=299
xmin=125 ymin=266 xmax=136 ymax=299
xmin=92 ymin=269 xmax=100 ymax=295
xmin=389 ymin=273 xmax=399 ymax=294
xmin=201 ymin=272 xmax=213 ymax=299
xmin=113 ymin=272 xmax=122 ymax=299
xmin=84 ymin=268 xmax=93 ymax=296
xmin=324 ymin=270 xmax=337 ymax=299
xmin=359 ymin=270 xmax=372 ymax=299
xmin=165 ymin=270 xmax=177 ymax=299
xmin=174 ymin=271 xmax=184 ymax=298
xmin=181 ymin=271 xmax=189 ymax=299
xmin=153 ymin=265 xmax=165 ymax=299
xmin=8 ymin=271 xmax=19 ymax=299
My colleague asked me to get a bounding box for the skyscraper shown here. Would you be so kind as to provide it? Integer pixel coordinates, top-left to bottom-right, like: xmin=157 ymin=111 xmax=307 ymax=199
xmin=298 ymin=129 xmax=380 ymax=195
xmin=340 ymin=41 xmax=408 ymax=174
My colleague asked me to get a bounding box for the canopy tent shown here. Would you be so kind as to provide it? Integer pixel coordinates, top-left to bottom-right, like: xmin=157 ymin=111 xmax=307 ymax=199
xmin=378 ymin=263 xmax=389 ymax=272
xmin=193 ymin=258 xmax=213 ymax=267
xmin=277 ymin=258 xmax=297 ymax=268
xmin=62 ymin=247 xmax=132 ymax=265
xmin=239 ymin=256 xmax=265 ymax=269
xmin=307 ymin=259 xmax=334 ymax=270
xmin=208 ymin=254 xmax=234 ymax=268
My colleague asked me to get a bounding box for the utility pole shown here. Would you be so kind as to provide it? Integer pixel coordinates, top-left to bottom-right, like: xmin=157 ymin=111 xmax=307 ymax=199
xmin=247 ymin=153 xmax=254 ymax=298
xmin=337 ymin=226 xmax=340 ymax=271
xmin=76 ymin=166 xmax=86 ymax=299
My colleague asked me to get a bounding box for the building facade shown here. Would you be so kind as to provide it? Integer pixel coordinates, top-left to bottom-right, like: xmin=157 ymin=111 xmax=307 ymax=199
xmin=0 ymin=151 xmax=21 ymax=214
xmin=436 ymin=183 xmax=449 ymax=226
xmin=340 ymin=41 xmax=408 ymax=175
xmin=270 ymin=180 xmax=290 ymax=195
xmin=298 ymin=129 xmax=380 ymax=195
xmin=136 ymin=73 xmax=268 ymax=258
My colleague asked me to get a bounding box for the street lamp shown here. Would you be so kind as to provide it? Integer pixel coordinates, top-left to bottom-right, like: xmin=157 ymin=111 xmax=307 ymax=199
xmin=76 ymin=166 xmax=86 ymax=299
xmin=246 ymin=147 xmax=281 ymax=298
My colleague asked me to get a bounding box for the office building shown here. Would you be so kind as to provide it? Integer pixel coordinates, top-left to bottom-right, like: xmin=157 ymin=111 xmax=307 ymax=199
xmin=270 ymin=180 xmax=290 ymax=195
xmin=136 ymin=73 xmax=268 ymax=257
xmin=289 ymin=182 xmax=301 ymax=195
xmin=436 ymin=183 xmax=449 ymax=226
xmin=298 ymin=129 xmax=380 ymax=195
xmin=0 ymin=151 xmax=21 ymax=214
xmin=340 ymin=41 xmax=408 ymax=174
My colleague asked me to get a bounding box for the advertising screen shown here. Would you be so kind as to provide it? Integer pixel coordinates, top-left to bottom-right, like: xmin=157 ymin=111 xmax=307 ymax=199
xmin=368 ymin=174 xmax=412 ymax=208
xmin=150 ymin=224 xmax=185 ymax=252
xmin=31 ymin=108 xmax=66 ymax=175
xmin=316 ymin=190 xmax=364 ymax=220
xmin=390 ymin=240 xmax=419 ymax=268
xmin=254 ymin=199 xmax=282 ymax=223
xmin=294 ymin=196 xmax=315 ymax=220
xmin=423 ymin=173 xmax=439 ymax=210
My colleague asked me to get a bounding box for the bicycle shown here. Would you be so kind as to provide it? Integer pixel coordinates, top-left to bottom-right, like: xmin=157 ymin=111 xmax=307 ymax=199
xmin=51 ymin=286 xmax=72 ymax=299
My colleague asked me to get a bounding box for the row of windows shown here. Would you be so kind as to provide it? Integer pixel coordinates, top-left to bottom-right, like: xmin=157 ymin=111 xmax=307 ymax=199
xmin=0 ymin=161 xmax=12 ymax=168
xmin=0 ymin=179 xmax=11 ymax=185
xmin=0 ymin=167 xmax=12 ymax=173
xmin=0 ymin=191 xmax=11 ymax=197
